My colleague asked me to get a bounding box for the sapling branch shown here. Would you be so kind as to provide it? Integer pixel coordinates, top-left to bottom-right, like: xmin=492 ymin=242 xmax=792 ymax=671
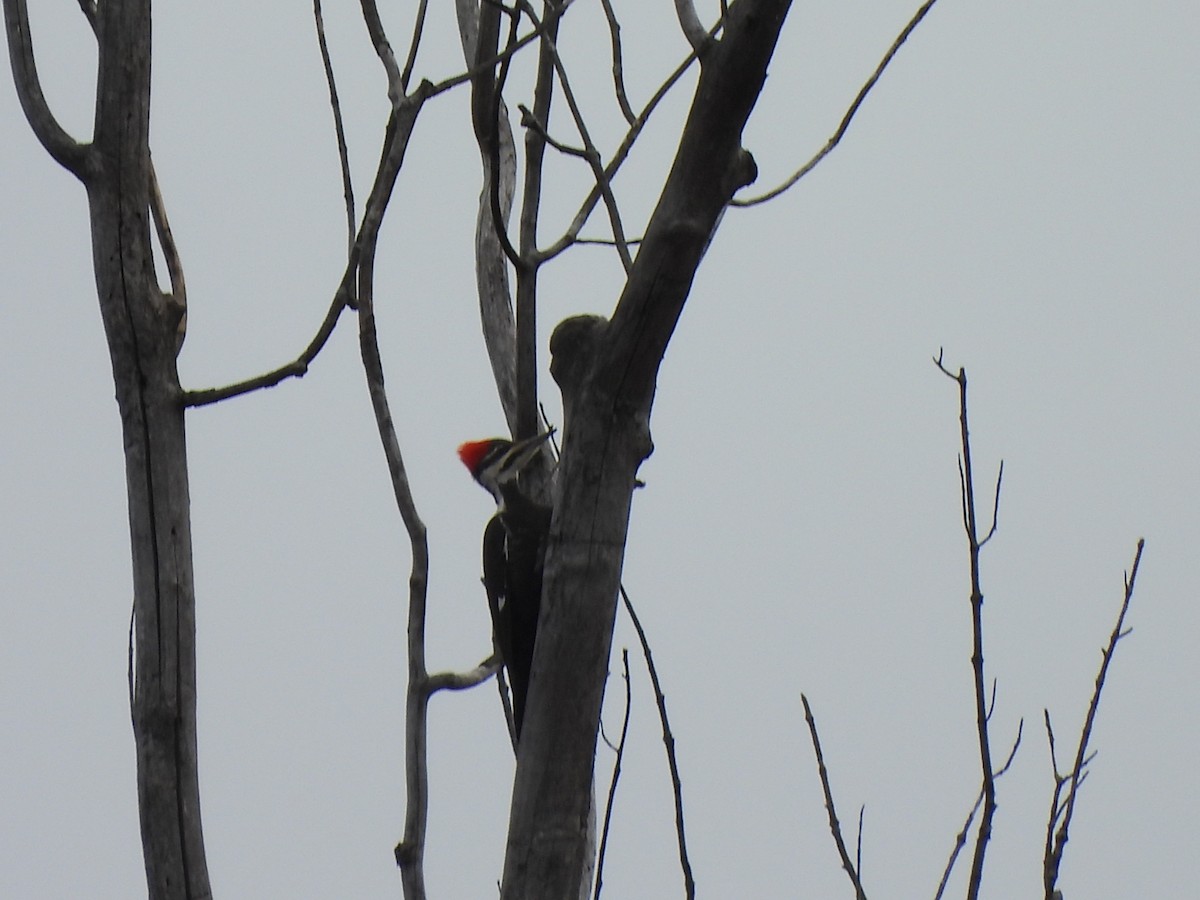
xmin=801 ymin=693 xmax=867 ymax=900
xmin=935 ymin=352 xmax=1003 ymax=899
xmin=1042 ymin=539 xmax=1145 ymax=898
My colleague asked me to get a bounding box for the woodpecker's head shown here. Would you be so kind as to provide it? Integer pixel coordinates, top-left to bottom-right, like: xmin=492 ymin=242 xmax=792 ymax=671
xmin=457 ymin=429 xmax=555 ymax=505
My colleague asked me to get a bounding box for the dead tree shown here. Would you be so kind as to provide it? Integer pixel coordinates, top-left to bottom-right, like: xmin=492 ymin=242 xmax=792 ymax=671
xmin=6 ymin=1 xmax=953 ymax=897
xmin=5 ymin=1 xmax=208 ymax=896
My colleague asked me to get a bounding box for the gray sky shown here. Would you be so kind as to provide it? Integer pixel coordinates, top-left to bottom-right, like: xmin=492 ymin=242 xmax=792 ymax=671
xmin=3 ymin=1 xmax=1197 ymax=896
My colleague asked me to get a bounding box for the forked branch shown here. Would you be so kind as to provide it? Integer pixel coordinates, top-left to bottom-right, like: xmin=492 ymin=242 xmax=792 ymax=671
xmin=1042 ymin=539 xmax=1145 ymax=899
xmin=934 ymin=722 xmax=1023 ymax=900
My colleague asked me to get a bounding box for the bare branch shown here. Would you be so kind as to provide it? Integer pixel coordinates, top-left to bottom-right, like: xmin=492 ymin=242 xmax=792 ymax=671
xmin=314 ymin=0 xmax=356 ymax=249
xmin=539 ymin=45 xmax=700 ymax=262
xmin=444 ymin=2 xmax=576 ymax=98
xmin=147 ymin=159 xmax=188 ymax=355
xmin=978 ymin=460 xmax=1004 ymax=548
xmin=348 ymin=109 xmax=433 ymax=895
xmin=801 ymin=694 xmax=867 ymax=900
xmin=185 ymin=88 xmax=430 ymax=408
xmin=935 ymin=353 xmax=999 ymax=899
xmin=470 ymin=0 xmax=525 ymax=272
xmin=511 ymin=0 xmax=559 ymax=441
xmin=518 ymin=102 xmax=587 ymax=158
xmin=935 ymin=721 xmax=1023 ymax=900
xmin=360 ymin=0 xmax=405 ymax=108
xmin=599 ymin=0 xmax=636 ymax=125
xmin=855 ymin=806 xmax=865 ymax=889
xmin=621 ymin=586 xmax=695 ymax=899
xmin=593 ymin=649 xmax=632 ymax=900
xmin=572 ymin=236 xmax=643 ymax=249
xmin=147 ymin=158 xmax=185 ymax=293
xmin=514 ymin=0 xmax=633 ymax=272
xmin=326 ymin=84 xmax=435 ymax=898
xmin=399 ymin=0 xmax=430 ymax=93
xmin=734 ymin=0 xmax=941 ymax=207
xmin=673 ymin=0 xmax=711 ymax=57
xmin=456 ymin=2 xmax=519 ymax=433
xmin=1043 ymin=539 xmax=1145 ymax=899
xmin=427 ymin=655 xmax=500 ymax=693
xmin=182 ymin=288 xmax=350 ymax=407
xmin=3 ymin=0 xmax=91 ymax=176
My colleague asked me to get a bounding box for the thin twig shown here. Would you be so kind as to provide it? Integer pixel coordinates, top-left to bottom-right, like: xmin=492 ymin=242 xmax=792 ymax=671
xmin=399 ymin=0 xmax=430 ymax=93
xmin=801 ymin=694 xmax=867 ymax=900
xmin=734 ymin=0 xmax=941 ymax=207
xmin=593 ymin=649 xmax=633 ymax=900
xmin=538 ymin=40 xmax=702 ymax=263
xmin=571 ymin=236 xmax=643 ymax=249
xmin=439 ymin=1 xmax=578 ymax=100
xmin=518 ymin=103 xmax=587 ymax=157
xmin=934 ymin=350 xmax=1001 ymax=900
xmin=599 ymin=0 xmax=636 ymax=125
xmin=513 ymin=0 xmax=632 ymax=271
xmin=1042 ymin=539 xmax=1145 ymax=899
xmin=621 ymin=586 xmax=695 ymax=899
xmin=935 ymin=721 xmax=1023 ymax=900
xmin=313 ymin=0 xmax=356 ymax=250
xmin=184 ymin=90 xmax=431 ymax=409
xmin=147 ymin=156 xmax=187 ymax=344
xmin=855 ymin=806 xmax=865 ymax=888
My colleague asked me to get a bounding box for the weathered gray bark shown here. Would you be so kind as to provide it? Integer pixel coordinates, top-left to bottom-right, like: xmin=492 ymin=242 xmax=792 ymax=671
xmin=500 ymin=3 xmax=793 ymax=897
xmin=90 ymin=5 xmax=210 ymax=897
xmin=5 ymin=1 xmax=210 ymax=896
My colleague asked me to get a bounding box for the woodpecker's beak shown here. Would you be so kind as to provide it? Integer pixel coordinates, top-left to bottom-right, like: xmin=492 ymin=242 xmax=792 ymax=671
xmin=502 ymin=428 xmax=555 ymax=476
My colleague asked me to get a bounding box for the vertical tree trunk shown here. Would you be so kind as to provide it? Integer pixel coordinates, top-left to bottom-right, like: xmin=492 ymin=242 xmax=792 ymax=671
xmin=90 ymin=3 xmax=210 ymax=896
xmin=501 ymin=3 xmax=792 ymax=897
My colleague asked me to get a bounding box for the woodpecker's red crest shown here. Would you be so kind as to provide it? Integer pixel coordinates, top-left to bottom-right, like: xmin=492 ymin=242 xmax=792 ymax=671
xmin=456 ymin=438 xmax=507 ymax=480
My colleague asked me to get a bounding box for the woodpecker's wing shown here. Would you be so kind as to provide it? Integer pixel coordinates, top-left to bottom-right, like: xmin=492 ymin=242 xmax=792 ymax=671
xmin=482 ymin=514 xmax=513 ymax=665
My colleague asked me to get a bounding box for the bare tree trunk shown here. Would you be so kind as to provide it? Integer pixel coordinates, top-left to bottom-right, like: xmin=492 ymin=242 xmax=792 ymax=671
xmin=500 ymin=3 xmax=792 ymax=897
xmin=91 ymin=5 xmax=209 ymax=898
xmin=3 ymin=0 xmax=212 ymax=893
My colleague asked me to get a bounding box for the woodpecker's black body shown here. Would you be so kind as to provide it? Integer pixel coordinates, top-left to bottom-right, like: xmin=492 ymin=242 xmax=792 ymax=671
xmin=458 ymin=432 xmax=554 ymax=741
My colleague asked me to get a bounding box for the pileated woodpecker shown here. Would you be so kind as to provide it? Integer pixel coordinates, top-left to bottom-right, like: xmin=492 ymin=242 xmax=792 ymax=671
xmin=457 ymin=430 xmax=554 ymax=741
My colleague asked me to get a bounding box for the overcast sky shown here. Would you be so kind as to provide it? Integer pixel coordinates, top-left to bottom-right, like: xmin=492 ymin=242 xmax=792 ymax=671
xmin=3 ymin=1 xmax=1197 ymax=897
